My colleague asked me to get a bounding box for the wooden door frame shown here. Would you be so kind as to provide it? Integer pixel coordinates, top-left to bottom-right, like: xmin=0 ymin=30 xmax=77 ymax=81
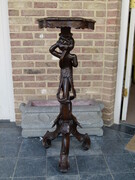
xmin=114 ymin=0 xmax=130 ymax=124
xmin=121 ymin=8 xmax=135 ymax=121
xmin=0 ymin=0 xmax=15 ymax=121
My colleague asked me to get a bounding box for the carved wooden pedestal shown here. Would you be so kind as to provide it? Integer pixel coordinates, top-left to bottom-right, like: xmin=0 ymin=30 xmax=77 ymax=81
xmin=37 ymin=17 xmax=96 ymax=172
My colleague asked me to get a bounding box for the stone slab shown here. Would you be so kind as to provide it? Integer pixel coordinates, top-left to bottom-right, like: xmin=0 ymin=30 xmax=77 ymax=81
xmin=20 ymin=100 xmax=104 ymax=137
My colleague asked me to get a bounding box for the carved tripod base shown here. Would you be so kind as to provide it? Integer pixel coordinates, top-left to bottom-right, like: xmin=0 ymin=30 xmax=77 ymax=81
xmin=42 ymin=102 xmax=91 ymax=172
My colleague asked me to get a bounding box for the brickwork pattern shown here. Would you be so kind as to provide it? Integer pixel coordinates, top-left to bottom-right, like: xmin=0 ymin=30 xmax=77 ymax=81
xmin=8 ymin=0 xmax=121 ymax=125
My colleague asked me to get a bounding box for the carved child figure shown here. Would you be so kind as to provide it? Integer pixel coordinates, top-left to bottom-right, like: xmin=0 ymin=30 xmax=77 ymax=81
xmin=49 ymin=30 xmax=78 ymax=103
xmin=43 ymin=27 xmax=90 ymax=173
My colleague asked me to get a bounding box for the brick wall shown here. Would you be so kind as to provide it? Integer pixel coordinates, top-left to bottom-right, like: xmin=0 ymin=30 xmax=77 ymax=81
xmin=8 ymin=0 xmax=121 ymax=125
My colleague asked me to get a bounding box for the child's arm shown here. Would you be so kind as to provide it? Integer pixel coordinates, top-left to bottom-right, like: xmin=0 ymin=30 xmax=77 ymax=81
xmin=49 ymin=43 xmax=62 ymax=58
xmin=71 ymin=54 xmax=78 ymax=67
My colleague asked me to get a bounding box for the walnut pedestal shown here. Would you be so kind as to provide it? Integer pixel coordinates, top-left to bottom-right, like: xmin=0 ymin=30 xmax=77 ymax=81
xmin=37 ymin=17 xmax=96 ymax=172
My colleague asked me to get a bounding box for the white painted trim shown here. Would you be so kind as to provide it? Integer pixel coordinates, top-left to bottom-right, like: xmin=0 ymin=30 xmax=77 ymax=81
xmin=0 ymin=0 xmax=15 ymax=121
xmin=114 ymin=0 xmax=130 ymax=124
xmin=122 ymin=8 xmax=135 ymax=120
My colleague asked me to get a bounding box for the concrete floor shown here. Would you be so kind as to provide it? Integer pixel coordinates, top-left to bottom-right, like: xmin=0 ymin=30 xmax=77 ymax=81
xmin=0 ymin=122 xmax=135 ymax=180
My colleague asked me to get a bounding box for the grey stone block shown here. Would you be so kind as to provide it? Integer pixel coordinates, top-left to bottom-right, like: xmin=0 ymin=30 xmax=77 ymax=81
xmin=20 ymin=100 xmax=104 ymax=137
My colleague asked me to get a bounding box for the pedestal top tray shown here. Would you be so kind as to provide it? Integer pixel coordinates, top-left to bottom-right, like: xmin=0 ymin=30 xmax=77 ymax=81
xmin=38 ymin=17 xmax=96 ymax=29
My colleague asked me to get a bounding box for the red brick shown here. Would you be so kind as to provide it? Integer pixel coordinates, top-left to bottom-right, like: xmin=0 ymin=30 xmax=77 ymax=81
xmin=36 ymin=75 xmax=58 ymax=81
xmin=9 ymin=25 xmax=20 ymax=32
xmin=82 ymin=47 xmax=104 ymax=53
xmin=21 ymin=10 xmax=45 ymax=16
xmin=8 ymin=10 xmax=19 ymax=16
xmin=83 ymin=2 xmax=106 ymax=10
xmin=11 ymin=48 xmax=33 ymax=54
xmin=48 ymin=82 xmax=58 ymax=87
xmin=11 ymin=55 xmax=22 ymax=60
xmin=10 ymin=33 xmax=33 ymax=39
xmin=73 ymin=75 xmax=80 ymax=81
xmin=15 ymin=114 xmax=21 ymax=122
xmin=45 ymin=40 xmax=57 ymax=46
xmin=102 ymin=94 xmax=115 ymax=101
xmin=9 ymin=17 xmax=33 ymax=25
xmin=106 ymin=33 xmax=119 ymax=40
xmin=12 ymin=62 xmax=34 ymax=68
xmin=105 ymin=41 xmax=118 ymax=47
xmin=48 ymin=95 xmax=57 ymax=100
xmin=93 ymin=54 xmax=104 ymax=61
xmin=71 ymin=10 xmax=94 ymax=17
xmin=107 ymin=18 xmax=118 ymax=25
xmin=47 ymin=69 xmax=60 ymax=74
xmin=47 ymin=10 xmax=69 ymax=17
xmin=13 ymin=82 xmax=23 ymax=88
xmin=35 ymin=62 xmax=57 ymax=67
xmin=13 ymin=76 xmax=35 ymax=81
xmin=104 ymin=68 xmax=117 ymax=75
xmin=83 ymin=33 xmax=105 ymax=39
xmin=82 ymin=61 xmax=103 ymax=67
xmin=23 ymin=69 xmax=45 ymax=74
xmin=95 ymin=41 xmax=104 ymax=46
xmin=34 ymin=2 xmax=57 ymax=8
xmin=95 ymin=26 xmax=105 ymax=32
xmin=23 ymin=40 xmax=45 ymax=46
xmin=73 ymin=33 xmax=82 ymax=39
xmin=96 ymin=11 xmax=106 ymax=17
xmin=92 ymin=81 xmax=102 ymax=87
xmin=34 ymin=47 xmax=48 ymax=53
xmin=107 ymin=2 xmax=119 ymax=10
xmin=82 ymin=75 xmax=102 ymax=81
xmin=74 ymin=82 xmax=91 ymax=87
xmin=11 ymin=41 xmax=21 ymax=46
xmin=74 ymin=68 xmax=91 ymax=74
xmin=23 ymin=54 xmax=45 ymax=60
xmin=14 ymin=89 xmax=35 ymax=94
xmin=24 ymin=82 xmax=46 ymax=88
xmin=105 ymin=47 xmax=118 ymax=54
xmin=104 ymin=75 xmax=115 ymax=81
xmin=77 ymin=54 xmax=92 ymax=60
xmin=104 ymin=54 xmax=118 ymax=61
xmin=75 ymin=40 xmax=93 ymax=46
xmin=93 ymin=68 xmax=103 ymax=74
xmin=72 ymin=47 xmax=81 ymax=53
xmin=22 ymin=26 xmax=40 ymax=31
xmin=59 ymin=2 xmax=82 ymax=9
xmin=8 ymin=2 xmax=32 ymax=8
xmin=106 ymin=26 xmax=120 ymax=32
xmin=104 ymin=61 xmax=117 ymax=68
xmin=107 ymin=10 xmax=120 ymax=17
xmin=12 ymin=69 xmax=22 ymax=74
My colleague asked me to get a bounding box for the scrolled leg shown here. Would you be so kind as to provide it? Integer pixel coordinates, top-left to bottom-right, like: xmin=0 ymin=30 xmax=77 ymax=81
xmin=71 ymin=123 xmax=91 ymax=150
xmin=82 ymin=133 xmax=91 ymax=150
xmin=42 ymin=125 xmax=60 ymax=148
xmin=59 ymin=133 xmax=70 ymax=172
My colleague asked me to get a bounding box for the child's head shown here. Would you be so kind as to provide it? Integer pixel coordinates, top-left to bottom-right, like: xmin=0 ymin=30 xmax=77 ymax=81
xmin=58 ymin=36 xmax=74 ymax=52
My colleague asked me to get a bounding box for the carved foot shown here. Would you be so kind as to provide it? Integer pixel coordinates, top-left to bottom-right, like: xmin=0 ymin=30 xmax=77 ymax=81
xmin=59 ymin=154 xmax=70 ymax=173
xmin=82 ymin=133 xmax=91 ymax=150
xmin=71 ymin=124 xmax=91 ymax=150
xmin=42 ymin=126 xmax=60 ymax=149
xmin=42 ymin=131 xmax=52 ymax=148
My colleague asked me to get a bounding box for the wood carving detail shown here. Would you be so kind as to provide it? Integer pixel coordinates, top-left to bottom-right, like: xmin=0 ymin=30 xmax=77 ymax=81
xmin=37 ymin=17 xmax=95 ymax=173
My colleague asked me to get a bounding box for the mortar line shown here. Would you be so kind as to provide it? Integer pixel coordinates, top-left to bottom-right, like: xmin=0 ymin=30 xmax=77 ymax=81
xmin=11 ymin=140 xmax=23 ymax=180
xmin=103 ymin=153 xmax=114 ymax=180
xmin=74 ymin=153 xmax=81 ymax=180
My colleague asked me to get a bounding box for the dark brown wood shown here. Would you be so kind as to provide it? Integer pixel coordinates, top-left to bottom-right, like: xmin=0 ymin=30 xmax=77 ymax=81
xmin=37 ymin=17 xmax=96 ymax=30
xmin=38 ymin=17 xmax=95 ymax=172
